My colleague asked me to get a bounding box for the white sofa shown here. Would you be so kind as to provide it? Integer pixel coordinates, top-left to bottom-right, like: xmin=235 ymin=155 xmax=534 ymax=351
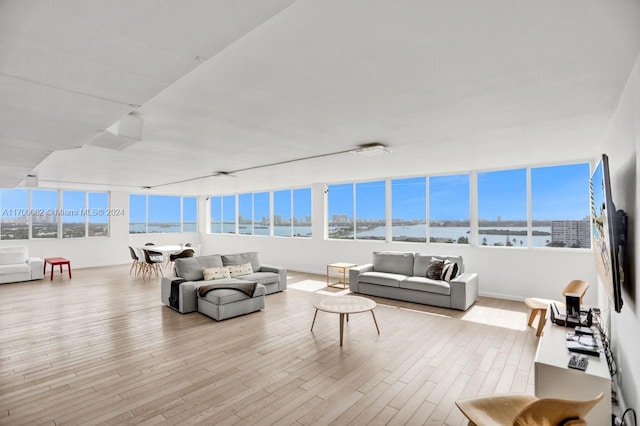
xmin=0 ymin=246 xmax=44 ymax=284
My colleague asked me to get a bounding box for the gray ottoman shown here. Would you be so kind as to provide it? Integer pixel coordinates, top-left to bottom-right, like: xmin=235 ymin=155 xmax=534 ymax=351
xmin=197 ymin=283 xmax=266 ymax=321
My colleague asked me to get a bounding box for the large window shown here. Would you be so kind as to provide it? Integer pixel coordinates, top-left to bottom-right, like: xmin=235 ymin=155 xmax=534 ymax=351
xmin=1 ymin=189 xmax=109 ymax=239
xmin=0 ymin=189 xmax=29 ymax=240
xmin=392 ymin=177 xmax=426 ymax=242
xmin=328 ymin=183 xmax=354 ymax=239
xmin=210 ymin=195 xmax=237 ymax=234
xmin=182 ymin=197 xmax=197 ymax=232
xmin=222 ymin=195 xmax=236 ymax=234
xmin=129 ymin=194 xmax=147 ymax=234
xmin=532 ymin=163 xmax=590 ymax=248
xmin=328 ymin=181 xmax=385 ymax=240
xmin=293 ymin=188 xmax=312 ymax=237
xmin=429 ymin=174 xmax=470 ymax=244
xmin=253 ymin=192 xmax=269 ymax=236
xmin=148 ymin=195 xmax=180 ymax=233
xmin=478 ymin=169 xmax=527 ymax=247
xmin=238 ymin=193 xmax=252 ymax=235
xmin=31 ymin=189 xmax=58 ymax=239
xmin=273 ymin=190 xmax=292 ymax=237
xmin=210 ymin=196 xmax=222 ymax=233
xmin=63 ymin=191 xmax=86 ymax=238
xmin=88 ymin=192 xmax=109 ymax=237
xmin=355 ymin=181 xmax=385 ymax=240
xmin=129 ymin=194 xmax=195 ymax=234
xmin=273 ymin=187 xmax=312 ymax=238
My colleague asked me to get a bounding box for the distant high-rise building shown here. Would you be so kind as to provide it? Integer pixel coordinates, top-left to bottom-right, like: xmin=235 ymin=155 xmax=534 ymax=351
xmin=332 ymin=214 xmax=348 ymax=223
xmin=551 ymin=220 xmax=590 ymax=248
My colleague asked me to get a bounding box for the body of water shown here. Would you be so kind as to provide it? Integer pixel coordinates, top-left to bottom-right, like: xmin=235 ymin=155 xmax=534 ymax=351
xmin=354 ymin=225 xmax=553 ymax=246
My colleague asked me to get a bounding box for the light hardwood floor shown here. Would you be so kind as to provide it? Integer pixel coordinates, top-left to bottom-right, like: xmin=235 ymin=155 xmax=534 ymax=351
xmin=0 ymin=266 xmax=539 ymax=425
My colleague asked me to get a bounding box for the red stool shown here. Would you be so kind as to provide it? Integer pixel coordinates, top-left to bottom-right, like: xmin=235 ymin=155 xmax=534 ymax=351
xmin=44 ymin=257 xmax=72 ymax=280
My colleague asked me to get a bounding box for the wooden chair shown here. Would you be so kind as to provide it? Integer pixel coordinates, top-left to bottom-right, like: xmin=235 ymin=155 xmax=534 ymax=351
xmin=524 ymin=279 xmax=590 ymax=336
xmin=456 ymin=392 xmax=603 ymax=426
xmin=140 ymin=249 xmax=164 ymax=279
xmin=128 ymin=246 xmax=140 ymax=276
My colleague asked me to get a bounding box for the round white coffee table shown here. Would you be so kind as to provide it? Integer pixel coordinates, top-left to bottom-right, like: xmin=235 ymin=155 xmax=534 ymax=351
xmin=311 ymin=296 xmax=380 ymax=346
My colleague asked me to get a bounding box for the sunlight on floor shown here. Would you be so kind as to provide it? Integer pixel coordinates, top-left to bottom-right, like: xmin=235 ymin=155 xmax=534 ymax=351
xmin=288 ymin=279 xmax=350 ymax=295
xmin=461 ymin=305 xmax=528 ymax=330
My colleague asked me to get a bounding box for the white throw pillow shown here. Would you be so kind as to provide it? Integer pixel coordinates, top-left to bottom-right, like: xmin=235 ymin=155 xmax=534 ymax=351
xmin=203 ymin=266 xmax=231 ymax=280
xmin=228 ymin=262 xmax=253 ymax=278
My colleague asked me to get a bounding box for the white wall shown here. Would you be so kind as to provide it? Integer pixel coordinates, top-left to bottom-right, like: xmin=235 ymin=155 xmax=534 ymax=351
xmin=601 ymin=51 xmax=640 ymax=414
xmin=201 ymin=183 xmax=597 ymax=305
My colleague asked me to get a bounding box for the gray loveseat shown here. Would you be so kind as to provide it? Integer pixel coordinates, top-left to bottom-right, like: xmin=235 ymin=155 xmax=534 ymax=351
xmin=161 ymin=252 xmax=286 ymax=319
xmin=349 ymin=251 xmax=478 ymax=311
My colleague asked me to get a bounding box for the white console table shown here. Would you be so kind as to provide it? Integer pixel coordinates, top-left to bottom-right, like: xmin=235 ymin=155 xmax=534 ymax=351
xmin=534 ymin=319 xmax=611 ymax=424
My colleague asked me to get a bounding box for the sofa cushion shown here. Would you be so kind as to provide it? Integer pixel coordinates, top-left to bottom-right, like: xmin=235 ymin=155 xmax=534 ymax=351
xmin=203 ymin=266 xmax=231 ymax=280
xmin=236 ymin=272 xmax=279 ymax=286
xmin=414 ymin=254 xmax=464 ymax=277
xmin=426 ymin=257 xmax=445 ymax=279
xmin=0 ymin=246 xmax=28 ymax=265
xmin=0 ymin=263 xmax=31 ymax=274
xmin=199 ymin=282 xmax=266 ymax=305
xmin=441 ymin=259 xmax=459 ymax=282
xmin=175 ymin=254 xmax=223 ymax=281
xmin=358 ymin=271 xmax=406 ymax=288
xmin=400 ymin=277 xmax=451 ymax=295
xmin=228 ymin=262 xmax=253 ymax=277
xmin=222 ymin=252 xmax=261 ymax=273
xmin=373 ymin=251 xmax=414 ymax=276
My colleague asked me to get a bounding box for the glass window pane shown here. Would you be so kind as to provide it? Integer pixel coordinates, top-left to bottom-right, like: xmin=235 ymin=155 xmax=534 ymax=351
xmin=274 ymin=190 xmax=292 ymax=237
xmin=210 ymin=196 xmax=222 ymax=233
xmin=63 ymin=191 xmax=85 ymax=238
xmin=253 ymin=192 xmax=270 ymax=236
xmin=532 ymin=163 xmax=591 ymax=248
xmin=88 ymin=192 xmax=109 ymax=237
xmin=430 ymin=174 xmax=470 ymax=244
xmin=355 ymin=180 xmax=385 ymax=241
xmin=478 ymin=169 xmax=527 ymax=247
xmin=32 ymin=189 xmax=58 ymax=239
xmin=183 ymin=197 xmax=197 ymax=232
xmin=328 ymin=183 xmax=354 ymax=239
xmin=0 ymin=189 xmax=29 ymax=240
xmin=129 ymin=194 xmax=147 ymax=233
xmin=222 ymin=195 xmax=236 ymax=234
xmin=392 ymin=177 xmax=426 ymax=242
xmin=238 ymin=193 xmax=252 ymax=235
xmin=148 ymin=195 xmax=180 ymax=233
xmin=293 ymin=188 xmax=312 ymax=238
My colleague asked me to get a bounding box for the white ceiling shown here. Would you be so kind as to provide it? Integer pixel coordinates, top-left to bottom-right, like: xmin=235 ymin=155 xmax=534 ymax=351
xmin=1 ymin=0 xmax=640 ymax=195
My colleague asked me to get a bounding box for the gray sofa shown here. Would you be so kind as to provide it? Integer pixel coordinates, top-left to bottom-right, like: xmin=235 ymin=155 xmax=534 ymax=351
xmin=161 ymin=252 xmax=286 ymax=320
xmin=349 ymin=251 xmax=478 ymax=311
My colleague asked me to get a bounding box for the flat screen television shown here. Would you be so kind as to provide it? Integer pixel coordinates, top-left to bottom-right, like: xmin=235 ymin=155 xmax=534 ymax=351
xmin=590 ymin=154 xmax=626 ymax=313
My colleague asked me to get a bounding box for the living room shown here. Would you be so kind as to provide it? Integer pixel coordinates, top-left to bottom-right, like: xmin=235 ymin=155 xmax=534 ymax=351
xmin=1 ymin=0 xmax=639 ymax=424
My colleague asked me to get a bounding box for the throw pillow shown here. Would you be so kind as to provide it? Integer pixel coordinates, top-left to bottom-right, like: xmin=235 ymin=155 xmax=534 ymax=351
xmin=228 ymin=262 xmax=253 ymax=278
xmin=441 ymin=259 xmax=459 ymax=282
xmin=425 ymin=258 xmax=445 ymax=280
xmin=203 ymin=266 xmax=231 ymax=281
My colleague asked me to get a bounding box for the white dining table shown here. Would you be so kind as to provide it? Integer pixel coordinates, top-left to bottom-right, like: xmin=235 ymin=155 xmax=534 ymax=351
xmin=139 ymin=245 xmax=184 ymax=256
